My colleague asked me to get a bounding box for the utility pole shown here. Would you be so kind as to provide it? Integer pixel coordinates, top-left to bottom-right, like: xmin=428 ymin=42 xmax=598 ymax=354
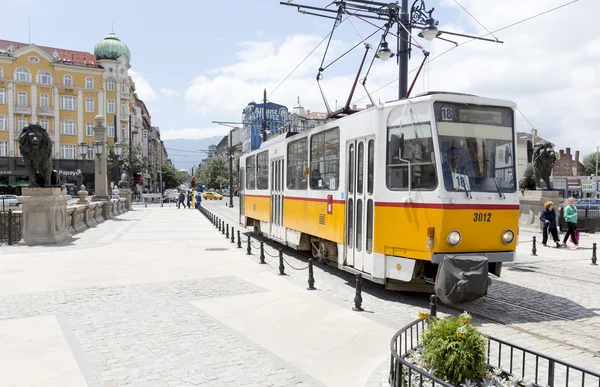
xmin=159 ymin=141 xmax=163 ymax=208
xmin=229 ymin=129 xmax=234 ymax=208
xmin=398 ymin=0 xmax=409 ymax=99
xmin=595 ymin=146 xmax=599 ymax=199
xmin=262 ymin=89 xmax=268 ymax=143
xmin=128 ymin=113 xmax=133 ymax=190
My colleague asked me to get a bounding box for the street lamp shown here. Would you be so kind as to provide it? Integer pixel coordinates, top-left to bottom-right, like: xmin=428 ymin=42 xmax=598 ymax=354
xmin=113 ymin=142 xmax=123 ymax=158
xmin=93 ymin=141 xmax=104 ymax=174
xmin=79 ymin=142 xmax=89 ymax=159
xmin=417 ymin=18 xmax=440 ymax=41
xmin=375 ymin=40 xmax=394 ymax=61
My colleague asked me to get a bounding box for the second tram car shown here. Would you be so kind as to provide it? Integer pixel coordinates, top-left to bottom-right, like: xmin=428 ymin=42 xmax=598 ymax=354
xmin=239 ymin=92 xmax=519 ymax=303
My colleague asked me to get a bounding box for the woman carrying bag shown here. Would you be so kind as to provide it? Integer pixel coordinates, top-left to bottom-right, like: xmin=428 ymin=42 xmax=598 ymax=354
xmin=562 ymin=197 xmax=579 ymax=248
xmin=540 ymin=201 xmax=561 ymax=248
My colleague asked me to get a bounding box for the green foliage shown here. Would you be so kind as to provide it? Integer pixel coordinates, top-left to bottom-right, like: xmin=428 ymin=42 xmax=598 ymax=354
xmin=196 ymin=156 xmax=229 ymax=190
xmin=162 ymin=163 xmax=184 ymax=189
xmin=582 ymin=152 xmax=600 ymax=176
xmin=421 ymin=316 xmax=487 ymax=385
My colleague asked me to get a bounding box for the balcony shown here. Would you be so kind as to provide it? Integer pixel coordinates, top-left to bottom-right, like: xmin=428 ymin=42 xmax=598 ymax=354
xmin=15 ymin=104 xmax=32 ymax=115
xmin=121 ymin=92 xmax=130 ymax=99
xmin=36 ymin=106 xmax=54 ymax=116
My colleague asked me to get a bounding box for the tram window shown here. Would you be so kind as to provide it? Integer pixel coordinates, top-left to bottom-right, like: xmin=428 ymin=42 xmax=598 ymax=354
xmin=387 ymin=122 xmax=437 ymax=190
xmin=256 ymin=151 xmax=269 ymax=190
xmin=347 ymin=199 xmax=353 ymax=248
xmin=246 ymin=156 xmax=256 ymax=190
xmin=310 ymin=128 xmax=340 ymax=190
xmin=357 ymin=142 xmax=364 ymax=194
xmin=349 ymin=144 xmax=355 ymax=193
xmin=366 ymin=199 xmax=373 ymax=253
xmin=287 ymin=138 xmax=308 ymax=190
xmin=367 ymin=140 xmax=374 ymax=194
xmin=356 ymin=199 xmax=363 ymax=251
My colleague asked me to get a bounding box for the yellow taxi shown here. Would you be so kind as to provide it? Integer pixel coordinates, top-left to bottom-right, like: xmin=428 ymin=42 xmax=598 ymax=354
xmin=202 ymin=191 xmax=223 ymax=200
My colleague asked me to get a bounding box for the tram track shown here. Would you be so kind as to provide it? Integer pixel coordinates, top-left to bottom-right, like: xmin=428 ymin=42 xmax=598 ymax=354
xmin=201 ymin=201 xmax=600 ymax=359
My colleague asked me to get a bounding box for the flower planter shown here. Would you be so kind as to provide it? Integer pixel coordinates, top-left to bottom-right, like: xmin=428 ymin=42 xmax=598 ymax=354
xmin=388 ymin=299 xmax=600 ymax=387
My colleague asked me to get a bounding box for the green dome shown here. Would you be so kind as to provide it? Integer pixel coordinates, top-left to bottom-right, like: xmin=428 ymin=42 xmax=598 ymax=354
xmin=94 ymin=32 xmax=130 ymax=63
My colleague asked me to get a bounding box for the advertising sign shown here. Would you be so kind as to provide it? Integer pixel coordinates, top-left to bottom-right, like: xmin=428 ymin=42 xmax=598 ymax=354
xmin=582 ymin=179 xmax=599 ymax=192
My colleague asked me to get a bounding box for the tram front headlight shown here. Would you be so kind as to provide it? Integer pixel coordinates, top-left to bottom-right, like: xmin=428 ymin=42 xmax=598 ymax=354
xmin=502 ymin=230 xmax=515 ymax=244
xmin=447 ymin=231 xmax=461 ymax=246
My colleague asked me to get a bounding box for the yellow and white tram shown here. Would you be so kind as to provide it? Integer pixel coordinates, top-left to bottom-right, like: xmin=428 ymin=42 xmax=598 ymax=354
xmin=239 ymin=92 xmax=519 ymax=303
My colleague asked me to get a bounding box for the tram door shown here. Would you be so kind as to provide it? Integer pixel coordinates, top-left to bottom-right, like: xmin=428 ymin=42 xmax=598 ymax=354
xmin=239 ymin=166 xmax=245 ymax=225
xmin=345 ymin=137 xmax=375 ymax=274
xmin=270 ymin=158 xmax=285 ymax=240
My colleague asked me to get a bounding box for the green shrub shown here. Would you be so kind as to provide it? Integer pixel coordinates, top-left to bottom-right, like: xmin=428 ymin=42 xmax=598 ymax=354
xmin=421 ymin=315 xmax=487 ymax=385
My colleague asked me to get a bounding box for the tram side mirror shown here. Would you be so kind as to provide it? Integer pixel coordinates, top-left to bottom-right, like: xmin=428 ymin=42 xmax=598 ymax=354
xmin=526 ymin=139 xmax=533 ymax=164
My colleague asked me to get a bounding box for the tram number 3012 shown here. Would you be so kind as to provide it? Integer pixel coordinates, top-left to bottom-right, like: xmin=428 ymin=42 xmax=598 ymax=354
xmin=473 ymin=213 xmax=492 ymax=222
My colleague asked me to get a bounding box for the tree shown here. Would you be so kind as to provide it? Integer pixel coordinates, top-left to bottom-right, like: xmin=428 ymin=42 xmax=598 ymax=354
xmin=583 ymin=152 xmax=600 ymax=176
xmin=107 ymin=144 xmax=145 ymax=187
xmin=162 ymin=163 xmax=184 ymax=189
xmin=196 ymin=156 xmax=229 ymax=190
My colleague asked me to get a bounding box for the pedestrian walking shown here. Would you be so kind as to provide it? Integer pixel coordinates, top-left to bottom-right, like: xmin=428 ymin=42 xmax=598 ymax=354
xmin=540 ymin=201 xmax=560 ymax=248
xmin=562 ymin=197 xmax=579 ymax=248
xmin=178 ymin=192 xmax=186 ymax=209
xmin=195 ymin=191 xmax=202 ymax=208
xmin=187 ymin=191 xmax=192 ymax=209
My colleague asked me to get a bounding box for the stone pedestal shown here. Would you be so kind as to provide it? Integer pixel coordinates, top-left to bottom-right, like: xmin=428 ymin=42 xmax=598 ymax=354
xmin=119 ymin=188 xmax=132 ymax=211
xmin=519 ymin=190 xmax=561 ymax=232
xmin=18 ymin=187 xmax=72 ymax=245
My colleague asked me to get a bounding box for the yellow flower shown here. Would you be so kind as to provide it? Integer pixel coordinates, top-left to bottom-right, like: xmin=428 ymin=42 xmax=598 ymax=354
xmin=418 ymin=311 xmax=429 ymax=319
xmin=459 ymin=311 xmax=472 ymax=324
xmin=456 ymin=325 xmax=468 ymax=339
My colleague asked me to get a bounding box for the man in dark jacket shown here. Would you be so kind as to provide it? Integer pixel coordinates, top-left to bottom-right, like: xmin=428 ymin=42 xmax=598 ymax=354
xmin=178 ymin=192 xmax=186 ymax=209
xmin=540 ymin=201 xmax=560 ymax=247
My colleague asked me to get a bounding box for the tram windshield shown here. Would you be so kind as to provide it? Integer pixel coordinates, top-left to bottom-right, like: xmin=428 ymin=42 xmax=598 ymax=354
xmin=434 ymin=102 xmax=516 ymax=194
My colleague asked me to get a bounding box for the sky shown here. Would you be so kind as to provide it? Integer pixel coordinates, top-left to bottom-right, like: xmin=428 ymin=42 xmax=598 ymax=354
xmin=2 ymin=0 xmax=598 ymax=159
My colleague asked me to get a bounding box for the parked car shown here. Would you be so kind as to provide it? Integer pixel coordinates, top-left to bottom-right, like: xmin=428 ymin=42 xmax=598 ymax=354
xmin=221 ymin=189 xmax=230 ymax=197
xmin=202 ymin=191 xmax=223 ymax=200
xmin=0 ymin=195 xmax=20 ymax=208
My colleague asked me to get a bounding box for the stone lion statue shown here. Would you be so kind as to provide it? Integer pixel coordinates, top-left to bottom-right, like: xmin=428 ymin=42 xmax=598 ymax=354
xmin=518 ymin=141 xmax=556 ymax=191
xmin=18 ymin=123 xmax=59 ymax=187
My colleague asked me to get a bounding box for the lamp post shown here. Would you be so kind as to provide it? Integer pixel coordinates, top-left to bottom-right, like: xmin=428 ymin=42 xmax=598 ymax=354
xmin=112 ymin=142 xmax=123 ymax=187
xmin=79 ymin=142 xmax=88 ymax=188
xmin=595 ymin=146 xmax=599 ymax=199
xmin=91 ymin=115 xmax=108 ymax=201
xmin=212 ymin=121 xmax=242 ymax=208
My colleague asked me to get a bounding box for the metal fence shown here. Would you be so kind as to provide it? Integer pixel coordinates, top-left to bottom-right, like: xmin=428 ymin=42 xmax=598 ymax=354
xmin=559 ymin=208 xmax=600 ymax=233
xmin=0 ymin=210 xmax=22 ymax=245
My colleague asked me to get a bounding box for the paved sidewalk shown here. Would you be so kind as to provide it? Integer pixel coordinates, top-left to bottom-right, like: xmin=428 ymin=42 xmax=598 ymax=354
xmin=0 ymin=206 xmax=395 ymax=387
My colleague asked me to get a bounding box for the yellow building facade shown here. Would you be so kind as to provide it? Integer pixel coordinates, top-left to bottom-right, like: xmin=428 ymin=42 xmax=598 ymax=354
xmin=0 ymin=33 xmax=133 ymax=162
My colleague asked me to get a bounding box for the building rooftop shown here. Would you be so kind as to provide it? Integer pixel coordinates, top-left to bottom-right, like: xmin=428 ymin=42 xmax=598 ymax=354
xmin=516 ymin=132 xmax=551 ymax=146
xmin=0 ymin=39 xmax=99 ymax=67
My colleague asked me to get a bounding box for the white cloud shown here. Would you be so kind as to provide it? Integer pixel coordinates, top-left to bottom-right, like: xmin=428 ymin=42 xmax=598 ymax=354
xmin=182 ymin=0 xmax=600 ymax=155
xmin=129 ymin=70 xmax=158 ymax=101
xmin=161 ymin=127 xmax=229 ymax=140
xmin=160 ymin=88 xmax=180 ymax=98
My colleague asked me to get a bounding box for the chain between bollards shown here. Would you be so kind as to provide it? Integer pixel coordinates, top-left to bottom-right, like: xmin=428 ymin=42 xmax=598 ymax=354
xmin=592 ymin=242 xmax=598 ymax=265
xmin=531 ymin=236 xmax=537 ymax=256
xmin=237 ymin=230 xmax=242 ymax=248
xmin=352 ymin=273 xmax=363 ymax=311
xmin=278 ymin=249 xmax=285 ymax=275
xmin=231 ymin=226 xmax=235 ymax=243
xmin=259 ymin=241 xmax=266 ymax=264
xmin=429 ymin=295 xmax=438 ymax=318
xmin=307 ymin=258 xmax=316 ymax=290
xmin=226 ymin=224 xmax=229 ymax=239
xmin=247 ymin=236 xmax=252 ymax=255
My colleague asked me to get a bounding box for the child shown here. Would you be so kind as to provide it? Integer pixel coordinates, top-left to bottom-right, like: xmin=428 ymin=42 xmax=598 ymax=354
xmin=540 ymin=201 xmax=561 ymax=248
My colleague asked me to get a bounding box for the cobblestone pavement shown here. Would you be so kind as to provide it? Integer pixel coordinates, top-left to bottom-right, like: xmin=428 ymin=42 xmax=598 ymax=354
xmin=203 ymin=200 xmax=600 ymax=376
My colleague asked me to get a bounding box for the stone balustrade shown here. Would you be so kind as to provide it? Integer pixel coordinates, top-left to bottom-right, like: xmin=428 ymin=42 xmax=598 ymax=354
xmin=65 ymin=198 xmax=129 ymax=238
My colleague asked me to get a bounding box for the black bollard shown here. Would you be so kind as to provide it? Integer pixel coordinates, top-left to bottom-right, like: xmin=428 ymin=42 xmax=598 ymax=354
xmin=592 ymin=243 xmax=598 ymax=265
xmin=352 ymin=273 xmax=364 ymax=311
xmin=247 ymin=237 xmax=252 ymax=255
xmin=231 ymin=227 xmax=235 ymax=243
xmin=222 ymin=222 xmax=225 ymax=235
xmin=259 ymin=241 xmax=266 ymax=264
xmin=307 ymin=258 xmax=316 ymax=290
xmin=532 ymin=236 xmax=537 ymax=256
xmin=278 ymin=249 xmax=285 ymax=275
xmin=429 ymin=295 xmax=438 ymax=318
xmin=237 ymin=230 xmax=242 ymax=248
xmin=226 ymin=224 xmax=229 ymax=239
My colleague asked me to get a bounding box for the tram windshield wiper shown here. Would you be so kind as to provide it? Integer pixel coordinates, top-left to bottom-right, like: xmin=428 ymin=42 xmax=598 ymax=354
xmin=484 ymin=159 xmax=505 ymax=199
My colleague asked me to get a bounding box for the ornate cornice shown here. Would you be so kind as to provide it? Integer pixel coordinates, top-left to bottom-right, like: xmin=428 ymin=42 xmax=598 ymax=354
xmin=52 ymin=63 xmax=104 ymax=74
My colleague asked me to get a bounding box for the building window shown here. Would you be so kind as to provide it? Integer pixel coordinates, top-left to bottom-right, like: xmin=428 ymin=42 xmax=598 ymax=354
xmin=61 ymin=145 xmax=76 ymax=159
xmin=0 ymin=141 xmax=7 ymax=156
xmin=121 ymin=124 xmax=126 ymax=140
xmin=0 ymin=89 xmax=5 ymax=104
xmin=108 ymin=123 xmax=115 ymax=138
xmin=17 ymin=91 xmax=27 ymax=106
xmin=0 ymin=66 xmax=3 ymax=79
xmin=40 ymin=119 xmax=49 ymax=132
xmin=63 ymin=74 xmax=72 ymax=86
xmin=60 ymin=120 xmax=76 ymax=135
xmin=60 ymin=95 xmax=76 ymax=110
xmin=85 ymin=77 xmax=94 ymax=89
xmin=86 ymin=122 xmax=94 ymax=137
xmin=15 ymin=68 xmax=31 ymax=82
xmin=107 ymin=79 xmax=115 ymax=91
xmin=87 ymin=147 xmax=94 ymax=160
xmin=121 ymin=83 xmax=126 ymax=93
xmin=246 ymin=155 xmax=256 ymax=190
xmin=287 ymin=138 xmax=308 ymax=190
xmin=121 ymin=101 xmax=127 ymax=115
xmin=0 ymin=116 xmax=7 ymax=131
xmin=40 ymin=94 xmax=49 ymax=107
xmin=107 ymin=99 xmax=115 ymax=113
xmin=37 ymin=70 xmax=52 ymax=85
xmin=18 ymin=117 xmax=27 ymax=131
xmin=85 ymin=98 xmax=94 ymax=113
xmin=310 ymin=128 xmax=339 ymax=190
xmin=256 ymin=151 xmax=269 ymax=189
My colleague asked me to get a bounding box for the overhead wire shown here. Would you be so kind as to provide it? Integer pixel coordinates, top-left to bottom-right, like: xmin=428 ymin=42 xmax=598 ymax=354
xmin=516 ymin=107 xmax=536 ymax=129
xmin=451 ymin=0 xmax=499 ymax=41
xmin=352 ymin=0 xmax=580 ymax=104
